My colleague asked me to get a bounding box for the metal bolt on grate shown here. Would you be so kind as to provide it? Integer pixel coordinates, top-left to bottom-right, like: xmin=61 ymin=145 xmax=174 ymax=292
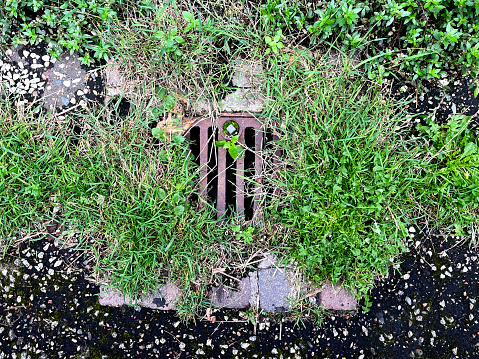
xmin=184 ymin=113 xmax=266 ymax=219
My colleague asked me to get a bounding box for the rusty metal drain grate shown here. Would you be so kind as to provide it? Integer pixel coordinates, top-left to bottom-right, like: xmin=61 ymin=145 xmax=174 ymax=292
xmin=185 ymin=113 xmax=268 ymax=219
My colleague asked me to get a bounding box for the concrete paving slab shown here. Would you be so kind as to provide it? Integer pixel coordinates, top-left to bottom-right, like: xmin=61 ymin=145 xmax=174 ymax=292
xmin=42 ymin=51 xmax=88 ymax=111
xmin=1 ymin=44 xmax=103 ymax=111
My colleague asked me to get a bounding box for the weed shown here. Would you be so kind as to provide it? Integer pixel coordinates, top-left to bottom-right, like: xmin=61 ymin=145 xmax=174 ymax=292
xmin=263 ymin=51 xmax=479 ymax=300
xmin=265 ymin=29 xmax=284 ymax=55
xmin=231 ymin=225 xmax=255 ymax=245
xmin=0 ymin=96 xmax=226 ymax=301
xmin=2 ymin=0 xmax=478 ymax=323
xmin=1 ymin=0 xmax=121 ymax=64
xmin=260 ymin=0 xmax=479 ymax=87
xmin=215 ymin=135 xmax=242 ymax=160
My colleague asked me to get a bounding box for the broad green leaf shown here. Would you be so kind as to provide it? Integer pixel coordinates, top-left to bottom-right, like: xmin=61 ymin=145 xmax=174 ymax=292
xmin=165 ymin=95 xmax=176 ymax=111
xmin=229 ymin=144 xmax=238 ymax=159
xmin=461 ymin=142 xmax=477 ymax=158
xmin=174 ymin=205 xmax=185 ymax=216
xmin=152 ymin=128 xmax=163 ymax=138
xmin=158 ymin=188 xmax=167 ymax=199
xmin=172 ymin=192 xmax=180 ymax=203
xmin=173 ymin=134 xmax=186 ymax=144
xmin=182 ymin=11 xmax=194 ymax=23
xmin=155 ymin=87 xmax=167 ymax=99
xmin=159 ymin=149 xmax=168 ymax=161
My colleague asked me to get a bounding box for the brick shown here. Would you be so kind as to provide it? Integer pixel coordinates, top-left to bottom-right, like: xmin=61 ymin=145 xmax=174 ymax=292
xmin=319 ymin=282 xmax=357 ymax=311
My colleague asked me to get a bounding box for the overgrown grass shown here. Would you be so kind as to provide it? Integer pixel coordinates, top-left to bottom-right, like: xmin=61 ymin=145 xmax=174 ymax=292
xmin=263 ymin=53 xmax=479 ymax=306
xmin=0 ymin=98 xmax=228 ymax=311
xmin=97 ymin=0 xmax=263 ymax=107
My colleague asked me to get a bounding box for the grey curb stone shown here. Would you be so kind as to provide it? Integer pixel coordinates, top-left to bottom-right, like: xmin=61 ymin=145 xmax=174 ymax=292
xmin=99 ymin=278 xmax=357 ymax=313
xmin=104 ymin=59 xmax=131 ymax=103
xmin=220 ymin=88 xmax=264 ymax=113
xmin=258 ymin=267 xmax=291 ymax=312
xmin=248 ymin=271 xmax=259 ymax=308
xmin=210 ymin=277 xmax=251 ymax=309
xmin=99 ymin=284 xmax=179 ymax=310
xmin=257 ymin=253 xmax=277 ymax=269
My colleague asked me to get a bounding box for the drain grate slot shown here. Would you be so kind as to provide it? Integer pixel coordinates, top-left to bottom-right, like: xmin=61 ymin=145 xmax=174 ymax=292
xmin=207 ymin=127 xmax=218 ymax=206
xmin=225 ymin=146 xmax=236 ymax=216
xmin=185 ymin=114 xmax=266 ymax=219
xmin=243 ymin=127 xmax=256 ymax=220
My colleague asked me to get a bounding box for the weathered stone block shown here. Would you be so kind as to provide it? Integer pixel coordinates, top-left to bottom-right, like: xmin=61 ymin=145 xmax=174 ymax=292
xmin=231 ymin=60 xmax=263 ymax=88
xmin=319 ymin=282 xmax=357 ymax=311
xmin=210 ymin=277 xmax=251 ymax=309
xmin=258 ymin=268 xmax=291 ymax=312
xmin=220 ymin=88 xmax=264 ymax=113
xmin=99 ymin=284 xmax=179 ymax=310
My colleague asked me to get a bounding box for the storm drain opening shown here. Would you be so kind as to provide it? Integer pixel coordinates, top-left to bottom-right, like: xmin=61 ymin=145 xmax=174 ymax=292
xmin=185 ymin=113 xmax=271 ymax=220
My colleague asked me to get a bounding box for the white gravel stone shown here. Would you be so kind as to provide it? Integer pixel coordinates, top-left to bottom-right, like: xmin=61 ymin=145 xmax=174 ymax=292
xmin=439 ymin=79 xmax=450 ymax=86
